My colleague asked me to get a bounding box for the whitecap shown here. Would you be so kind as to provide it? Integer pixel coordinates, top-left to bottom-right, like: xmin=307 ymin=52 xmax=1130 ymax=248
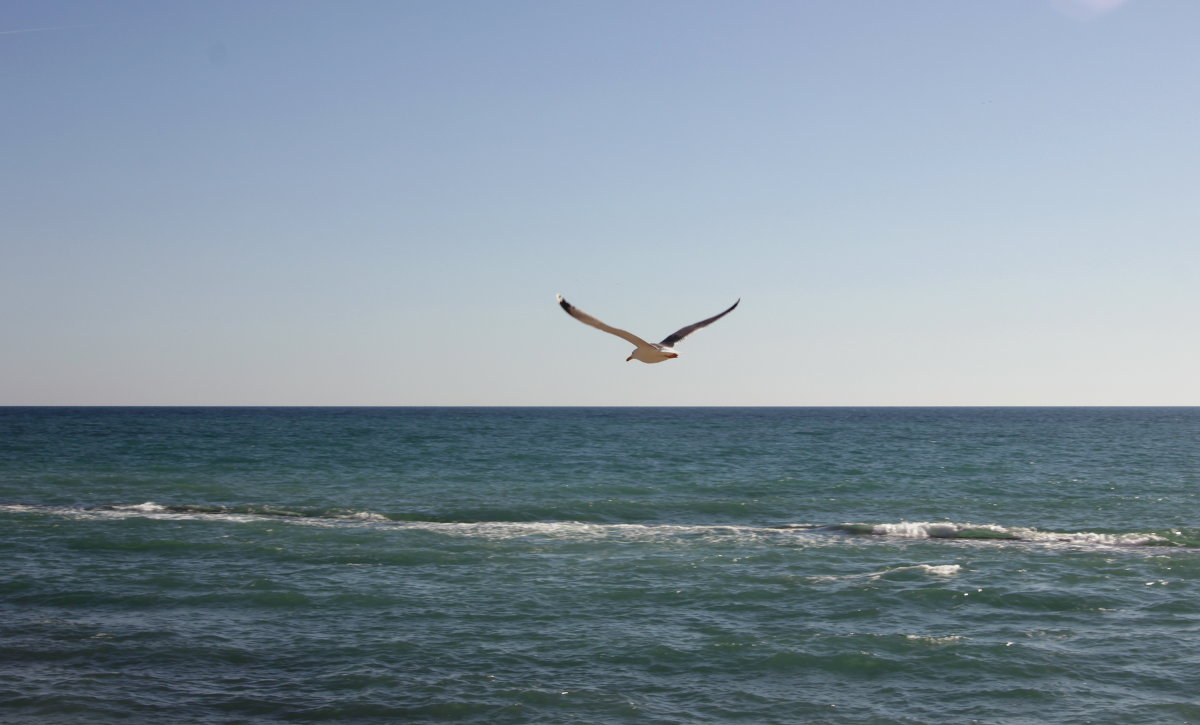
xmin=335 ymin=510 xmax=391 ymax=522
xmin=111 ymin=502 xmax=169 ymax=513
xmin=905 ymin=634 xmax=963 ymax=645
xmin=808 ymin=562 xmax=962 ymax=584
xmin=869 ymin=521 xmax=1018 ymax=540
xmin=863 ymin=521 xmax=1169 ymax=547
xmin=914 ymin=563 xmax=962 ymax=577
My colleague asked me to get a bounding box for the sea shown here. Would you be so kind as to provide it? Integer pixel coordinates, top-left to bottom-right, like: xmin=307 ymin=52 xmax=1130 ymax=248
xmin=2 ymin=406 xmax=1198 ymax=724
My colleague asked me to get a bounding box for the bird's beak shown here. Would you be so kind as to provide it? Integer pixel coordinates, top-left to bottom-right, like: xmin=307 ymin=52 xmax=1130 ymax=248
xmin=625 ymin=355 xmax=634 ymax=362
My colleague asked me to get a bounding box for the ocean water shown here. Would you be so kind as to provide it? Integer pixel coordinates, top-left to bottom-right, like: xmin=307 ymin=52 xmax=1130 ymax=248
xmin=2 ymin=407 xmax=1199 ymax=724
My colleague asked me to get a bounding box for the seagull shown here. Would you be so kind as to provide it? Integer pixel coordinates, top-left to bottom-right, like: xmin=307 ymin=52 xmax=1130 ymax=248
xmin=556 ymin=294 xmax=740 ymax=363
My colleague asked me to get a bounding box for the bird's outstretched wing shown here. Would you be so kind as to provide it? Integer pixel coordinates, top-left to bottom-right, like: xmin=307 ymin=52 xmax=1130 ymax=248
xmin=556 ymin=294 xmax=656 ymax=350
xmin=659 ymin=299 xmax=740 ymax=347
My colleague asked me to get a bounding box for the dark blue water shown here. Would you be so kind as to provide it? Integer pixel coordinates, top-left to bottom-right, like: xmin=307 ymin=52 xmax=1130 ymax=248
xmin=3 ymin=407 xmax=1199 ymax=723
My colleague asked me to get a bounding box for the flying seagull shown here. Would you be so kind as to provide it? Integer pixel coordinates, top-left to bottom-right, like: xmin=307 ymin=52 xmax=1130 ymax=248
xmin=556 ymin=294 xmax=740 ymax=363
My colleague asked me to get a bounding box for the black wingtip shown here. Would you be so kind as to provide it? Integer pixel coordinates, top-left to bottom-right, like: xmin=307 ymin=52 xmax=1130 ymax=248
xmin=557 ymin=295 xmax=572 ymax=313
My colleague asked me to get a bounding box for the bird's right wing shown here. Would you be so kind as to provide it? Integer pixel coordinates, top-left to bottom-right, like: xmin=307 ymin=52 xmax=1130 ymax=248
xmin=556 ymin=295 xmax=655 ymax=349
xmin=659 ymin=299 xmax=740 ymax=347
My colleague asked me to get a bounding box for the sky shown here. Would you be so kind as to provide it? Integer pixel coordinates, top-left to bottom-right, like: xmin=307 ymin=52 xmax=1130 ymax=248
xmin=3 ymin=0 xmax=1197 ymax=406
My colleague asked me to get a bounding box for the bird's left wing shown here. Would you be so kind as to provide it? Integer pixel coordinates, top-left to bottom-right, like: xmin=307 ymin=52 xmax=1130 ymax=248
xmin=557 ymin=294 xmax=655 ymax=349
xmin=659 ymin=299 xmax=740 ymax=347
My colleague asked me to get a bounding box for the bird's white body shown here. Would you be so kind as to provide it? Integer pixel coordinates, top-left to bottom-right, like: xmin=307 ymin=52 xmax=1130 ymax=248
xmin=555 ymin=294 xmax=738 ymax=364
xmin=628 ymin=344 xmax=679 ymax=364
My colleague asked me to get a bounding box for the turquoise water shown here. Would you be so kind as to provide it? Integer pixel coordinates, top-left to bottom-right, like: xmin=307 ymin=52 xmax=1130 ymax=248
xmin=2 ymin=407 xmax=1199 ymax=723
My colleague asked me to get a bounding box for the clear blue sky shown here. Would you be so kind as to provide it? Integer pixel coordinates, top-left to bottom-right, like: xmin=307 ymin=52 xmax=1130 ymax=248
xmin=3 ymin=0 xmax=1197 ymax=405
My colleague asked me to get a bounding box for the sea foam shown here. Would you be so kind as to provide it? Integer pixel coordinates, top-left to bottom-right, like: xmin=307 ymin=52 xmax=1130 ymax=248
xmin=0 ymin=505 xmax=1179 ymax=548
xmin=857 ymin=521 xmax=1170 ymax=547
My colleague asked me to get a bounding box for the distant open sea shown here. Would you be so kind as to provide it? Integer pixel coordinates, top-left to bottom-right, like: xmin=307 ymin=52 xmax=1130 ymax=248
xmin=2 ymin=407 xmax=1199 ymax=724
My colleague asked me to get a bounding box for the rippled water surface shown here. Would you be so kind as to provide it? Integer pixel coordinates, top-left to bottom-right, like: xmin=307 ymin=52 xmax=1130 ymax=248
xmin=2 ymin=407 xmax=1199 ymax=723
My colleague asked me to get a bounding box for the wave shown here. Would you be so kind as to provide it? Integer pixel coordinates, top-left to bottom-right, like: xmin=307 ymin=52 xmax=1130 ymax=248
xmin=807 ymin=563 xmax=964 ymax=584
xmin=2 ymin=504 xmax=1196 ymax=548
xmin=102 ymin=502 xmax=393 ymax=521
xmin=822 ymin=521 xmax=1178 ymax=547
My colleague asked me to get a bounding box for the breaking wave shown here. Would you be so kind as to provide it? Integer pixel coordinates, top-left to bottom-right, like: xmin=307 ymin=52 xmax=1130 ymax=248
xmin=2 ymin=504 xmax=1196 ymax=549
xmin=824 ymin=521 xmax=1179 ymax=547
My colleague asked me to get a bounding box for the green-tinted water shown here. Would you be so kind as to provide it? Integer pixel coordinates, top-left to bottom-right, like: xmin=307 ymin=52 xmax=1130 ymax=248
xmin=3 ymin=407 xmax=1199 ymax=723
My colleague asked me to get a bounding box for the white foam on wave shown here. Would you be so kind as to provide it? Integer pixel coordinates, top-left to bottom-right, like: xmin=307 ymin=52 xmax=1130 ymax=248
xmin=809 ymin=562 xmax=963 ymax=584
xmin=910 ymin=563 xmax=962 ymax=577
xmin=1018 ymin=529 xmax=1169 ymax=547
xmin=0 ymin=505 xmax=1175 ymax=549
xmin=905 ymin=634 xmax=964 ymax=645
xmin=395 ymin=519 xmax=798 ymax=544
xmin=0 ymin=503 xmax=266 ymax=525
xmin=0 ymin=504 xmax=46 ymax=515
xmin=110 ymin=501 xmax=169 ymax=513
xmin=869 ymin=521 xmax=1014 ymax=539
xmin=334 ymin=510 xmax=391 ymax=523
xmin=866 ymin=521 xmax=1169 ymax=547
